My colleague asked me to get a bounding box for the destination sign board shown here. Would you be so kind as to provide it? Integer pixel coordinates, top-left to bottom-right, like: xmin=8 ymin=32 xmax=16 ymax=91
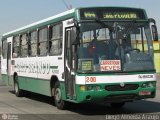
xmin=103 ymin=12 xmax=138 ymax=19
xmin=80 ymin=8 xmax=146 ymax=20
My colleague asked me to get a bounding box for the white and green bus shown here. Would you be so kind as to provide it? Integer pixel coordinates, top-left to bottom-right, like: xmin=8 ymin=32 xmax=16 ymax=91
xmin=1 ymin=7 xmax=158 ymax=109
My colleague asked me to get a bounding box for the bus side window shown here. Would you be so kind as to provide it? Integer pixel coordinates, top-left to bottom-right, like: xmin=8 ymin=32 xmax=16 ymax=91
xmin=49 ymin=23 xmax=63 ymax=55
xmin=2 ymin=39 xmax=7 ymax=59
xmin=29 ymin=31 xmax=37 ymax=56
xmin=13 ymin=35 xmax=20 ymax=58
xmin=38 ymin=27 xmax=48 ymax=56
xmin=48 ymin=26 xmax=52 ymax=53
xmin=28 ymin=33 xmax=31 ymax=56
xmin=20 ymin=34 xmax=28 ymax=57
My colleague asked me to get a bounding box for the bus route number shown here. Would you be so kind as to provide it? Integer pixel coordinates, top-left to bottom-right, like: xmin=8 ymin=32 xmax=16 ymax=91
xmin=85 ymin=77 xmax=96 ymax=83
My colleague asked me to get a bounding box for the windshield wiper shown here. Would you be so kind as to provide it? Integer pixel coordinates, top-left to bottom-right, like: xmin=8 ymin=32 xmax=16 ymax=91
xmin=94 ymin=18 xmax=113 ymax=31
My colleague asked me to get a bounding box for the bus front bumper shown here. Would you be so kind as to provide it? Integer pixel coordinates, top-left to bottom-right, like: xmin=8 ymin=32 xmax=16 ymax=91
xmin=75 ymin=81 xmax=156 ymax=103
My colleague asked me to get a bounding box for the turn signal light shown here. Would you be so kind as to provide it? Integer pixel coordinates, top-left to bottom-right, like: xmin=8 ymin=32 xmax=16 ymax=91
xmin=80 ymin=85 xmax=85 ymax=91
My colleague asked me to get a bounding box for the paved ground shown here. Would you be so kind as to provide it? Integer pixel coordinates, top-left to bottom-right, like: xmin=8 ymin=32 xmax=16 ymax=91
xmin=0 ymin=74 xmax=159 ymax=120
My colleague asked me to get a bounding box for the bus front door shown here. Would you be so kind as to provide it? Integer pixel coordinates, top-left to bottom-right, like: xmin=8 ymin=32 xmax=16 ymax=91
xmin=7 ymin=42 xmax=12 ymax=85
xmin=65 ymin=28 xmax=76 ymax=100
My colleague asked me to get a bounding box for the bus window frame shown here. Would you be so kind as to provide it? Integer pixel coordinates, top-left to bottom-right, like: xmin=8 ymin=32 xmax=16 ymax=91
xmin=28 ymin=30 xmax=38 ymax=57
xmin=37 ymin=27 xmax=48 ymax=57
xmin=20 ymin=33 xmax=28 ymax=58
xmin=2 ymin=39 xmax=8 ymax=59
xmin=48 ymin=22 xmax=63 ymax=56
xmin=12 ymin=35 xmax=20 ymax=58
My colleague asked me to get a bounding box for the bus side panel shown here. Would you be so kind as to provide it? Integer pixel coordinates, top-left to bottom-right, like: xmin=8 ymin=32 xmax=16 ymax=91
xmin=1 ymin=74 xmax=8 ymax=85
xmin=18 ymin=76 xmax=51 ymax=96
xmin=13 ymin=55 xmax=65 ymax=96
xmin=37 ymin=56 xmax=64 ymax=83
xmin=1 ymin=49 xmax=7 ymax=84
xmin=13 ymin=57 xmax=51 ymax=96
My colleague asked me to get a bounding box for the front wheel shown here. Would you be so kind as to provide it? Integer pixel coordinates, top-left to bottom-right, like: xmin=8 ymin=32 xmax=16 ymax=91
xmin=14 ymin=75 xmax=24 ymax=97
xmin=110 ymin=102 xmax=125 ymax=108
xmin=53 ymin=81 xmax=67 ymax=110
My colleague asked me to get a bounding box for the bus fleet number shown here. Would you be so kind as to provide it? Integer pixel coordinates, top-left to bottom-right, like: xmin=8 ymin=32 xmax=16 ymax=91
xmin=85 ymin=77 xmax=96 ymax=83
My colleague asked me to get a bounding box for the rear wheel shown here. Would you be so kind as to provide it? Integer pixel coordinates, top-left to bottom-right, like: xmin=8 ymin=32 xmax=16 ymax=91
xmin=53 ymin=81 xmax=67 ymax=110
xmin=110 ymin=102 xmax=125 ymax=108
xmin=14 ymin=75 xmax=23 ymax=97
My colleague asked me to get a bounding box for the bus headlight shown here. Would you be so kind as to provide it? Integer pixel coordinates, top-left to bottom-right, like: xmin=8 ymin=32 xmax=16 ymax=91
xmin=87 ymin=86 xmax=93 ymax=91
xmin=80 ymin=85 xmax=86 ymax=91
xmin=148 ymin=82 xmax=154 ymax=87
xmin=141 ymin=82 xmax=155 ymax=88
xmin=141 ymin=83 xmax=147 ymax=88
xmin=95 ymin=86 xmax=101 ymax=91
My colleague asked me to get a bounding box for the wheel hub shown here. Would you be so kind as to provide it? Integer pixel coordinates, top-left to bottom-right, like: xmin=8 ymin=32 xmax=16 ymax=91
xmin=15 ymin=83 xmax=18 ymax=93
xmin=55 ymin=88 xmax=61 ymax=102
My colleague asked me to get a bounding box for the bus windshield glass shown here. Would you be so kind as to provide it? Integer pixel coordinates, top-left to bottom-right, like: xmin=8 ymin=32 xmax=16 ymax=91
xmin=77 ymin=21 xmax=154 ymax=73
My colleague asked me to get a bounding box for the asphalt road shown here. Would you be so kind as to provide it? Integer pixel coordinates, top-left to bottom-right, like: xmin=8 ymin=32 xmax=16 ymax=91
xmin=0 ymin=74 xmax=160 ymax=120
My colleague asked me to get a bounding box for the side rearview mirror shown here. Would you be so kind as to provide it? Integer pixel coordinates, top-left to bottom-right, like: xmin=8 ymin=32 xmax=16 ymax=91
xmin=151 ymin=25 xmax=158 ymax=41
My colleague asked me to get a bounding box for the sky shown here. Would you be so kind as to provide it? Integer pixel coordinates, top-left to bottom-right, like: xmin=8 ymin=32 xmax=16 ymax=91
xmin=0 ymin=0 xmax=160 ymax=39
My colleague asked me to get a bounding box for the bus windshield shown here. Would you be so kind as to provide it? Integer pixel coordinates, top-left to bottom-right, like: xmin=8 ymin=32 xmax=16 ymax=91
xmin=77 ymin=21 xmax=154 ymax=73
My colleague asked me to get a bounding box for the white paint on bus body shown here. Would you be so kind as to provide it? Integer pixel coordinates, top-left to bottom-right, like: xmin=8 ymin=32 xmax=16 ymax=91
xmin=76 ymin=74 xmax=156 ymax=84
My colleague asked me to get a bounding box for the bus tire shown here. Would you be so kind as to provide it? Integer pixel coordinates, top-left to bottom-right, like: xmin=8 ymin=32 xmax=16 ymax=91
xmin=53 ymin=81 xmax=66 ymax=110
xmin=110 ymin=102 xmax=125 ymax=108
xmin=14 ymin=75 xmax=23 ymax=97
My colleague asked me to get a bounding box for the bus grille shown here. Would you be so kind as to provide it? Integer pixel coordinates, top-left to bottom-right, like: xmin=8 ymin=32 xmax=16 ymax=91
xmin=105 ymin=84 xmax=139 ymax=91
xmin=105 ymin=94 xmax=138 ymax=102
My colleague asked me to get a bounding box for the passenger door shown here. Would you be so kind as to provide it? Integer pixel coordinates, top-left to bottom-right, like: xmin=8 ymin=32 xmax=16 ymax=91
xmin=7 ymin=37 xmax=13 ymax=85
xmin=63 ymin=19 xmax=76 ymax=100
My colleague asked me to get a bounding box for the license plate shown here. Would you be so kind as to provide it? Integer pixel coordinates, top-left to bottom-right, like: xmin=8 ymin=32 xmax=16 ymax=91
xmin=139 ymin=91 xmax=151 ymax=96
